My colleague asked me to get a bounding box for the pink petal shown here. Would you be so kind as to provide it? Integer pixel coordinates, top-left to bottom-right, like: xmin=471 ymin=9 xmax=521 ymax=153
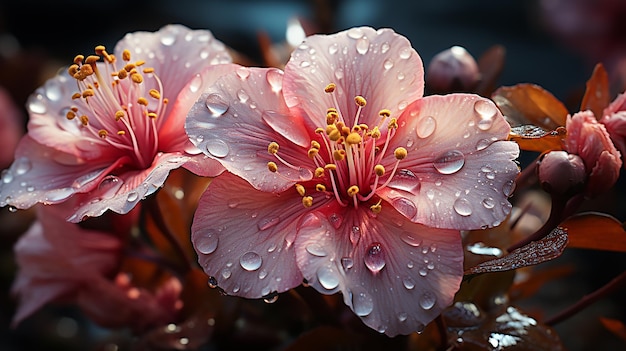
xmin=600 ymin=112 xmax=626 ymax=165
xmin=185 ymin=66 xmax=314 ymax=192
xmin=294 ymin=207 xmax=463 ymax=336
xmin=379 ymin=94 xmax=519 ymax=229
xmin=283 ymin=27 xmax=424 ymax=129
xmin=191 ymin=172 xmax=304 ymax=298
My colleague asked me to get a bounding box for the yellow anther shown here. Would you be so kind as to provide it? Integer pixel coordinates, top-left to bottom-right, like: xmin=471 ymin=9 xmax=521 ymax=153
xmin=124 ymin=63 xmax=136 ymax=72
xmin=66 ymin=111 xmax=76 ymax=120
xmin=327 ymin=107 xmax=338 ymax=114
xmin=370 ymin=200 xmax=382 ymax=214
xmin=308 ymin=148 xmax=319 ymax=159
xmin=374 ymin=164 xmax=385 ymax=176
xmin=143 ymin=67 xmax=155 ymax=74
xmin=131 ymin=73 xmax=143 ymax=83
xmin=94 ymin=45 xmax=106 ymax=55
xmin=341 ymin=126 xmax=351 ymax=136
xmin=82 ymin=89 xmax=95 ymax=98
xmin=149 ymin=89 xmax=161 ymax=99
xmin=311 ymin=140 xmax=320 ymax=149
xmin=267 ymin=161 xmax=278 ymax=172
xmin=347 ymin=185 xmax=360 ymax=197
xmin=163 ymin=98 xmax=169 ymax=104
xmin=328 ymin=129 xmax=341 ymax=141
xmin=370 ymin=126 xmax=381 ymax=139
xmin=115 ymin=111 xmax=125 ymax=120
xmin=345 ymin=132 xmax=362 ymax=145
xmin=117 ymin=130 xmax=126 ymax=135
xmin=98 ymin=130 xmax=108 ymax=138
xmin=388 ymin=118 xmax=398 ymax=129
xmin=326 ymin=111 xmax=338 ymax=125
xmin=295 ymin=184 xmax=306 ymax=196
xmin=80 ymin=115 xmax=89 ymax=126
xmin=135 ymin=60 xmax=146 ymax=66
xmin=85 ymin=55 xmax=100 ymax=65
xmin=147 ymin=112 xmax=158 ymax=119
xmin=354 ymin=95 xmax=367 ymax=107
xmin=333 ymin=149 xmax=345 ymax=161
xmin=359 ymin=123 xmax=369 ymax=130
xmin=302 ymin=196 xmax=313 ymax=208
xmin=122 ymin=49 xmax=131 ymax=61
xmin=71 ymin=92 xmax=81 ymax=100
xmin=117 ymin=69 xmax=128 ymax=79
xmin=103 ymin=52 xmax=115 ymax=63
xmin=315 ymin=127 xmax=325 ymax=134
xmin=379 ymin=109 xmax=391 ymax=118
xmin=325 ymin=83 xmax=336 ymax=93
xmin=73 ymin=55 xmax=84 ymax=64
xmin=394 ymin=147 xmax=408 ymax=160
xmin=324 ymin=164 xmax=337 ymax=171
xmin=68 ymin=64 xmax=79 ymax=76
xmin=268 ymin=142 xmax=279 ymax=154
xmin=315 ymin=167 xmax=325 ymax=177
xmin=315 ymin=184 xmax=326 ymax=192
xmin=137 ymin=97 xmax=149 ymax=106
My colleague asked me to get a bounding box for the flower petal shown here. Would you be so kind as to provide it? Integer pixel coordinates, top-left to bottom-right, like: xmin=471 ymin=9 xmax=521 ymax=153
xmin=185 ymin=66 xmax=314 ymax=192
xmin=283 ymin=26 xmax=424 ymax=128
xmin=294 ymin=207 xmax=463 ymax=336
xmin=191 ymin=172 xmax=304 ymax=298
xmin=379 ymin=94 xmax=520 ymax=229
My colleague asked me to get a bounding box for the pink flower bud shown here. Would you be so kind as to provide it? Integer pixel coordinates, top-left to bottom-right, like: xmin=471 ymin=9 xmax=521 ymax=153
xmin=537 ymin=151 xmax=587 ymax=196
xmin=426 ymin=46 xmax=481 ymax=93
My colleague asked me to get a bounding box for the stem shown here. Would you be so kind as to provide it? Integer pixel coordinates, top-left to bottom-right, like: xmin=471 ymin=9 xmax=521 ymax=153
xmin=507 ymin=193 xmax=566 ymax=252
xmin=544 ymin=270 xmax=626 ymax=326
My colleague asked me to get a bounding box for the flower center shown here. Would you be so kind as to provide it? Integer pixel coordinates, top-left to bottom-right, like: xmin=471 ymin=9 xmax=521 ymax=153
xmin=66 ymin=45 xmax=168 ymax=168
xmin=267 ymin=83 xmax=407 ymax=213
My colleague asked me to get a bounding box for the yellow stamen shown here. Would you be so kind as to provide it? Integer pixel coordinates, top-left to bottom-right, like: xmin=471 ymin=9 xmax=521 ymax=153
xmin=324 ymin=164 xmax=337 ymax=171
xmin=325 ymin=83 xmax=336 ymax=93
xmin=354 ymin=95 xmax=367 ymax=107
xmin=147 ymin=112 xmax=158 ymax=119
xmin=370 ymin=200 xmax=382 ymax=214
xmin=315 ymin=167 xmax=325 ymax=177
xmin=345 ymin=132 xmax=362 ymax=145
xmin=66 ymin=111 xmax=76 ymax=120
xmin=82 ymin=89 xmax=95 ymax=98
xmin=115 ymin=111 xmax=125 ymax=120
xmin=122 ymin=49 xmax=131 ymax=61
xmin=374 ymin=164 xmax=385 ymax=176
xmin=73 ymin=55 xmax=84 ymax=64
xmin=137 ymin=97 xmax=148 ymax=106
xmin=117 ymin=130 xmax=126 ymax=135
xmin=315 ymin=184 xmax=326 ymax=192
xmin=295 ymin=184 xmax=306 ymax=196
xmin=302 ymin=196 xmax=313 ymax=208
xmin=310 ymin=140 xmax=320 ymax=149
xmin=268 ymin=142 xmax=279 ymax=154
xmin=71 ymin=92 xmax=81 ymax=100
xmin=379 ymin=109 xmax=391 ymax=118
xmin=333 ymin=149 xmax=345 ymax=161
xmin=98 ymin=130 xmax=108 ymax=138
xmin=308 ymin=148 xmax=319 ymax=159
xmin=80 ymin=115 xmax=89 ymax=126
xmin=267 ymin=161 xmax=278 ymax=172
xmin=388 ymin=118 xmax=398 ymax=129
xmin=149 ymin=89 xmax=161 ymax=99
xmin=347 ymin=185 xmax=360 ymax=197
xmin=131 ymin=73 xmax=143 ymax=83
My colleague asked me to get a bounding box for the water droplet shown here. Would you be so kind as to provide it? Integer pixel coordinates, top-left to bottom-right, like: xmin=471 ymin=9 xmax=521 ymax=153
xmin=349 ymin=226 xmax=361 ymax=245
xmin=208 ymin=276 xmax=218 ymax=288
xmin=328 ymin=213 xmax=343 ymax=229
xmin=397 ymin=72 xmax=405 ymax=81
xmin=399 ymin=47 xmax=412 ymax=59
xmin=27 ymin=94 xmax=47 ymax=114
xmin=160 ymin=32 xmax=176 ymax=46
xmin=98 ymin=175 xmax=123 ymax=199
xmin=205 ymin=93 xmax=229 ymax=117
xmin=14 ymin=157 xmax=31 ymax=175
xmin=72 ymin=169 xmax=103 ymax=189
xmin=474 ymin=100 xmax=497 ymax=130
xmin=239 ymin=251 xmax=262 ymax=271
xmin=403 ymin=277 xmax=415 ymax=290
xmin=263 ymin=291 xmax=279 ymax=303
xmin=8 ymin=206 xmax=17 ymax=213
xmin=317 ymin=266 xmax=340 ymax=290
xmin=266 ymin=68 xmax=283 ymax=93
xmin=416 ymin=116 xmax=436 ymax=138
xmin=328 ymin=42 xmax=339 ymax=55
xmin=364 ymin=242 xmax=386 ymax=273
xmin=419 ymin=267 xmax=428 ymax=276
xmin=401 ymin=231 xmax=422 ymax=247
xmin=258 ymin=216 xmax=280 ymax=230
xmin=383 ymin=59 xmax=394 ymax=70
xmin=258 ymin=269 xmax=268 ymax=279
xmin=390 ymin=169 xmax=420 ymax=192
xmin=334 ymin=68 xmax=344 ymax=80
xmin=206 ymin=139 xmax=229 ymax=158
xmin=398 ymin=100 xmax=408 ymax=110
xmin=188 ymin=74 xmax=202 ymax=93
xmin=341 ymin=257 xmax=354 ymax=270
xmin=476 ymin=138 xmax=492 ymax=151
xmin=44 ymin=79 xmax=63 ymax=101
xmin=392 ymin=197 xmax=417 ymax=219
xmin=298 ymin=167 xmax=312 ymax=181
xmin=453 ymin=198 xmax=472 ymax=216
xmin=503 ymin=179 xmax=516 ymax=197
xmin=482 ymin=197 xmax=495 ymax=209
xmin=352 ymin=291 xmax=374 ymax=316
xmin=44 ymin=187 xmax=74 ymax=203
xmin=398 ymin=312 xmax=408 ymax=322
xmin=299 ymin=60 xmax=311 ymax=68
xmin=426 ymin=189 xmax=435 ymax=200
xmin=196 ymin=229 xmax=218 ymax=254
xmin=356 ymin=37 xmax=369 ymax=54
xmin=419 ymin=291 xmax=436 ymax=310
xmin=127 ymin=191 xmax=139 ymax=202
xmin=427 ymin=261 xmax=435 ymax=270
xmin=236 ymin=66 xmax=250 ymax=79
xmin=433 ymin=150 xmax=465 ymax=174
xmin=1 ymin=170 xmax=13 ymax=184
xmin=237 ymin=89 xmax=249 ymax=103
xmin=347 ymin=27 xmax=364 ymax=39
xmin=306 ymin=243 xmax=328 ymax=257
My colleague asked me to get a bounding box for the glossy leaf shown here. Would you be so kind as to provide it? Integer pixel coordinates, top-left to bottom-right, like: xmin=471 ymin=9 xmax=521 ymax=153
xmin=492 ymin=83 xmax=569 ymax=129
xmin=600 ymin=317 xmax=626 ymax=342
xmin=581 ymin=63 xmax=610 ymax=119
xmin=509 ymin=125 xmax=566 ymax=152
xmin=560 ymin=212 xmax=626 ymax=252
xmin=476 ymin=44 xmax=506 ymax=96
xmin=464 ymin=227 xmax=568 ymax=276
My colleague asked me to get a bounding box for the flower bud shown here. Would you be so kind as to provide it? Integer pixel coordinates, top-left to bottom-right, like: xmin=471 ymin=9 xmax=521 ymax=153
xmin=426 ymin=46 xmax=481 ymax=94
xmin=537 ymin=151 xmax=587 ymax=197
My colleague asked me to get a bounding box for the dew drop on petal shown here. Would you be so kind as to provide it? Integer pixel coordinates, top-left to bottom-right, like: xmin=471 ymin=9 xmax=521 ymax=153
xmin=474 ymin=100 xmax=497 ymax=130
xmin=208 ymin=276 xmax=218 ymax=288
xmin=476 ymin=138 xmax=492 ymax=151
xmin=299 ymin=60 xmax=311 ymax=68
xmin=196 ymin=230 xmax=218 ymax=254
xmin=221 ymin=269 xmax=231 ymax=279
xmin=206 ymin=139 xmax=229 ymax=158
xmin=205 ymin=93 xmax=229 ymax=117
xmin=1 ymin=170 xmax=13 ymax=184
xmin=188 ymin=74 xmax=203 ymax=93
xmin=317 ymin=266 xmax=340 ymax=290
xmin=349 ymin=225 xmax=361 ymax=245
xmin=328 ymin=42 xmax=339 ymax=55
xmin=27 ymin=94 xmax=47 ymax=114
xmin=341 ymin=257 xmax=354 ymax=270
xmin=328 ymin=213 xmax=343 ymax=229
xmin=392 ymin=197 xmax=417 ymax=219
xmin=237 ymin=89 xmax=249 ymax=103
xmin=399 ymin=47 xmax=412 ymax=59
xmin=433 ymin=150 xmax=465 ymax=174
xmin=266 ymin=69 xmax=283 ymax=93
xmin=236 ymin=66 xmax=250 ymax=79
xmin=403 ymin=277 xmax=415 ymax=290
xmin=306 ymin=243 xmax=328 ymax=257
xmin=381 ymin=42 xmax=390 ymax=54
xmin=482 ymin=197 xmax=495 ymax=209
xmin=258 ymin=269 xmax=268 ymax=279
xmin=390 ymin=169 xmax=420 ymax=192
xmin=419 ymin=291 xmax=436 ymax=310
xmin=352 ymin=291 xmax=374 ymax=316
xmin=13 ymin=157 xmax=32 ymax=175
xmin=44 ymin=80 xmax=63 ymax=101
xmin=419 ymin=267 xmax=428 ymax=276
xmin=45 ymin=187 xmax=75 ymax=203
xmin=383 ymin=59 xmax=394 ymax=70
xmin=364 ymin=242 xmax=386 ymax=273
xmin=334 ymin=68 xmax=344 ymax=80
xmin=401 ymin=231 xmax=422 ymax=247
xmin=258 ymin=216 xmax=280 ymax=230
xmin=453 ymin=197 xmax=472 ymax=216
xmin=98 ymin=175 xmax=123 ymax=199
xmin=263 ymin=291 xmax=279 ymax=303
xmin=416 ymin=116 xmax=436 ymax=138
xmin=127 ymin=191 xmax=139 ymax=202
xmin=356 ymin=37 xmax=369 ymax=54
xmin=347 ymin=27 xmax=364 ymax=39
xmin=240 ymin=251 xmax=262 ymax=271
xmin=503 ymin=179 xmax=516 ymax=197
xmin=398 ymin=312 xmax=408 ymax=322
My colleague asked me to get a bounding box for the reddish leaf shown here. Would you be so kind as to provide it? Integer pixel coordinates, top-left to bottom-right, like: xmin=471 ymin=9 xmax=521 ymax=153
xmin=476 ymin=44 xmax=506 ymax=96
xmin=600 ymin=317 xmax=626 ymax=341
xmin=464 ymin=227 xmax=568 ymax=275
xmin=560 ymin=212 xmax=626 ymax=252
xmin=581 ymin=63 xmax=610 ymax=118
xmin=492 ymin=83 xmax=569 ymax=130
xmin=509 ymin=125 xmax=566 ymax=152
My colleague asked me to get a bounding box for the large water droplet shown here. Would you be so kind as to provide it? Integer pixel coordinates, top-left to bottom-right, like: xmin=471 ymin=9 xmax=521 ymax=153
xmin=206 ymin=139 xmax=229 ymax=158
xmin=306 ymin=243 xmax=328 ymax=257
xmin=237 ymin=89 xmax=249 ymax=103
xmin=196 ymin=229 xmax=218 ymax=254
xmin=352 ymin=291 xmax=374 ymax=316
xmin=356 ymin=37 xmax=369 ymax=54
xmin=474 ymin=100 xmax=497 ymax=130
xmin=347 ymin=27 xmax=364 ymax=39
xmin=27 ymin=94 xmax=47 ymax=114
xmin=14 ymin=157 xmax=31 ymax=175
xmin=401 ymin=231 xmax=422 ymax=247
xmin=127 ymin=191 xmax=139 ymax=202
xmin=416 ymin=116 xmax=436 ymax=138
xmin=236 ymin=66 xmax=250 ymax=79
xmin=391 ymin=197 xmax=417 ymax=219
xmin=45 ymin=187 xmax=75 ymax=203
xmin=205 ymin=93 xmax=229 ymax=117
xmin=98 ymin=175 xmax=123 ymax=199
xmin=364 ymin=242 xmax=386 ymax=273
xmin=453 ymin=198 xmax=472 ymax=216
xmin=503 ymin=179 xmax=516 ymax=197
xmin=433 ymin=150 xmax=465 ymax=174
xmin=399 ymin=47 xmax=412 ymax=59
xmin=240 ymin=251 xmax=262 ymax=271
xmin=482 ymin=197 xmax=495 ymax=209
xmin=349 ymin=226 xmax=361 ymax=245
xmin=44 ymin=79 xmax=63 ymax=101
xmin=160 ymin=33 xmax=176 ymax=46
xmin=403 ymin=277 xmax=415 ymax=290
xmin=266 ymin=68 xmax=283 ymax=93
xmin=390 ymin=169 xmax=420 ymax=192
xmin=341 ymin=257 xmax=354 ymax=270
xmin=258 ymin=216 xmax=280 ymax=230
xmin=72 ymin=169 xmax=103 ymax=189
xmin=383 ymin=59 xmax=394 ymax=70
xmin=317 ymin=266 xmax=340 ymax=290
xmin=419 ymin=291 xmax=436 ymax=310
xmin=188 ymin=74 xmax=203 ymax=93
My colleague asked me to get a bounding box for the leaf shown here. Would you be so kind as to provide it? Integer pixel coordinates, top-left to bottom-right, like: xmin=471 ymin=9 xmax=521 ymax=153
xmin=464 ymin=227 xmax=568 ymax=276
xmin=581 ymin=63 xmax=610 ymax=118
xmin=600 ymin=317 xmax=626 ymax=341
xmin=476 ymin=44 xmax=506 ymax=96
xmin=560 ymin=212 xmax=626 ymax=252
xmin=509 ymin=125 xmax=566 ymax=152
xmin=492 ymin=83 xmax=569 ymax=129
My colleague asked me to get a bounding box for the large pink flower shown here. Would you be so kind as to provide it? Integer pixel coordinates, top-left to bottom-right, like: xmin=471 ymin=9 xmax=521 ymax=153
xmin=0 ymin=24 xmax=237 ymax=222
xmin=185 ymin=27 xmax=519 ymax=336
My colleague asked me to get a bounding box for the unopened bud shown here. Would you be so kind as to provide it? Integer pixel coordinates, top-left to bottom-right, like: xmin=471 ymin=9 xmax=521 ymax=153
xmin=537 ymin=151 xmax=587 ymax=197
xmin=426 ymin=46 xmax=480 ymax=94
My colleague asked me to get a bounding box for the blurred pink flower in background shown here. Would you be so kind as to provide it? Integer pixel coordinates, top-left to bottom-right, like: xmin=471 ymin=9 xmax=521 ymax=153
xmin=600 ymin=92 xmax=626 ymax=166
xmin=0 ymin=86 xmax=24 ymax=170
xmin=0 ymin=24 xmax=237 ymax=222
xmin=186 ymin=26 xmax=519 ymax=336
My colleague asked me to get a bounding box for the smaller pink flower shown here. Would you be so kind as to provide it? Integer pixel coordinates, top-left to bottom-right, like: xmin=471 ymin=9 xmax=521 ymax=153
xmin=0 ymin=24 xmax=237 ymax=222
xmin=565 ymin=111 xmax=622 ymax=197
xmin=601 ymin=92 xmax=626 ymax=166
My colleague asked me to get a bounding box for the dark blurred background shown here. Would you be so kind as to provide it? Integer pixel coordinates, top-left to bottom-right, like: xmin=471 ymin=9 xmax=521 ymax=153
xmin=1 ymin=0 xmax=625 ymax=350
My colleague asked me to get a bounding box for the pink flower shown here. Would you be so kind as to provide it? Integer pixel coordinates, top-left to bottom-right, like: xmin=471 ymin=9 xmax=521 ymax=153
xmin=0 ymin=24 xmax=237 ymax=222
xmin=601 ymin=92 xmax=626 ymax=166
xmin=565 ymin=111 xmax=622 ymax=197
xmin=186 ymin=27 xmax=519 ymax=335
